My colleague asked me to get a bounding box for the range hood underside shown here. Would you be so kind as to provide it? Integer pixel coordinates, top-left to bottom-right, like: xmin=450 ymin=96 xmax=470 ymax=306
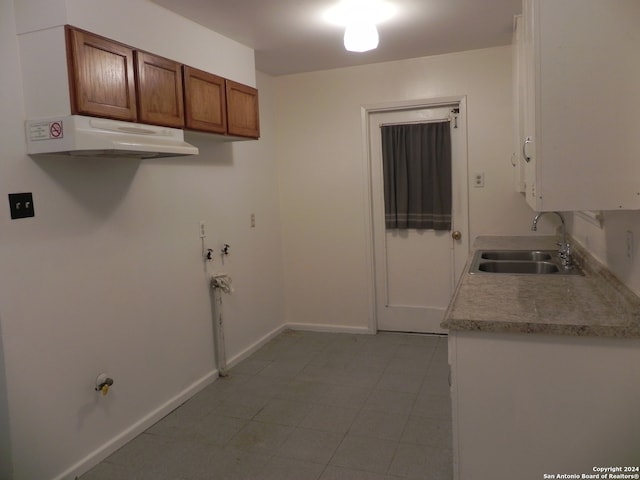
xmin=26 ymin=116 xmax=199 ymax=159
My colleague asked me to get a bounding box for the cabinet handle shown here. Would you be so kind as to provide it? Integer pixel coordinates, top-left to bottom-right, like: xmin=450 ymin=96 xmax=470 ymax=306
xmin=523 ymin=137 xmax=532 ymax=163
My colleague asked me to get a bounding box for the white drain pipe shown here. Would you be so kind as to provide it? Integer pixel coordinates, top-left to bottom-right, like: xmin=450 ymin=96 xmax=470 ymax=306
xmin=210 ymin=273 xmax=233 ymax=377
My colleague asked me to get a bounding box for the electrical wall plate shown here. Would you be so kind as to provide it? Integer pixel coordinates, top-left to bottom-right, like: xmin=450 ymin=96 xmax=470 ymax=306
xmin=8 ymin=192 xmax=35 ymax=219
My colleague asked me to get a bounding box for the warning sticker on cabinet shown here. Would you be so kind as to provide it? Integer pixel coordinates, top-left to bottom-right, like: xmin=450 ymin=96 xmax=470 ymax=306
xmin=28 ymin=120 xmax=64 ymax=141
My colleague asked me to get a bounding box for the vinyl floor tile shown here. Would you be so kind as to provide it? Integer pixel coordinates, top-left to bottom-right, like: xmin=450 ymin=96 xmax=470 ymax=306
xmin=330 ymin=433 xmax=398 ymax=473
xmin=276 ymin=427 xmax=343 ymax=464
xmin=79 ymin=331 xmax=452 ymax=480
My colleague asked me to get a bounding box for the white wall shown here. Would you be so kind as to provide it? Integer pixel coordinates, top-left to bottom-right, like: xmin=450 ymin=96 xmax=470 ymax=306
xmin=0 ymin=3 xmax=21 ymax=477
xmin=274 ymin=46 xmax=537 ymax=332
xmin=570 ymin=211 xmax=640 ymax=296
xmin=1 ymin=2 xmax=596 ymax=477
xmin=1 ymin=1 xmax=284 ymax=479
xmin=15 ymin=0 xmax=256 ymax=86
xmin=17 ymin=0 xmax=256 ymax=120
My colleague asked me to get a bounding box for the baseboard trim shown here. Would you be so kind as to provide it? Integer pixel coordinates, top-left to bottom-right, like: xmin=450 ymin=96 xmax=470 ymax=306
xmin=224 ymin=322 xmax=371 ymax=369
xmin=285 ymin=322 xmax=372 ymax=335
xmin=222 ymin=322 xmax=372 ymax=370
xmin=60 ymin=321 xmax=372 ymax=480
xmin=225 ymin=323 xmax=289 ymax=369
xmin=57 ymin=370 xmax=218 ymax=480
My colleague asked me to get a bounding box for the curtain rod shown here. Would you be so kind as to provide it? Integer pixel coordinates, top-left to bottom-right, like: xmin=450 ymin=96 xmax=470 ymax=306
xmin=379 ymin=118 xmax=451 ymax=127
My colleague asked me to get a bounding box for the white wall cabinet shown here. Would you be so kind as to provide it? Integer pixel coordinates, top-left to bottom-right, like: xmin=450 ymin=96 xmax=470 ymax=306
xmin=516 ymin=0 xmax=640 ymax=211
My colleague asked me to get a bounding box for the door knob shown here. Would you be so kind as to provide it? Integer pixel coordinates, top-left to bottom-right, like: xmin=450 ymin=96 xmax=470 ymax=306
xmin=451 ymin=231 xmax=462 ymax=240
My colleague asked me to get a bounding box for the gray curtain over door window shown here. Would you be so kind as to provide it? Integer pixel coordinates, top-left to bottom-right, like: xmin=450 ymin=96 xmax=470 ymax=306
xmin=381 ymin=121 xmax=452 ymax=230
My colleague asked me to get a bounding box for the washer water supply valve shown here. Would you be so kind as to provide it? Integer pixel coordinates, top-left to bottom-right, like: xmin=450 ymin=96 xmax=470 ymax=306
xmin=95 ymin=373 xmax=114 ymax=396
xmin=205 ymin=248 xmax=214 ymax=261
xmin=220 ymin=243 xmax=231 ymax=265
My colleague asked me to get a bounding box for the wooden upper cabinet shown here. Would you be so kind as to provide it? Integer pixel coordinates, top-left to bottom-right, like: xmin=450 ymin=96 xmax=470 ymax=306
xmin=135 ymin=51 xmax=185 ymax=128
xmin=65 ymin=26 xmax=137 ymax=121
xmin=63 ymin=25 xmax=259 ymax=139
xmin=183 ymin=66 xmax=227 ymax=134
xmin=226 ymin=80 xmax=260 ymax=139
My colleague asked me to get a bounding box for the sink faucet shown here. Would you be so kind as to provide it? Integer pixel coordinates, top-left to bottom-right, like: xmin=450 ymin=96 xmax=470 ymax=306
xmin=531 ymin=211 xmax=573 ymax=269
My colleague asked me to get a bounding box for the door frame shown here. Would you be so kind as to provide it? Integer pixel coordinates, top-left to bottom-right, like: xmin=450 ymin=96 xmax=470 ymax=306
xmin=360 ymin=96 xmax=470 ymax=334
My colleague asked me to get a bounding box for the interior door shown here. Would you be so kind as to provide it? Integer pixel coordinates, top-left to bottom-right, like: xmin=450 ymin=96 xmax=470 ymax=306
xmin=369 ymin=102 xmax=468 ymax=334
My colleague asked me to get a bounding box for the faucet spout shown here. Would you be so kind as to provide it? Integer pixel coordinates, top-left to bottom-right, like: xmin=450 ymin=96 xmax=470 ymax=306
xmin=531 ymin=211 xmax=572 ymax=268
xmin=531 ymin=211 xmax=565 ymax=240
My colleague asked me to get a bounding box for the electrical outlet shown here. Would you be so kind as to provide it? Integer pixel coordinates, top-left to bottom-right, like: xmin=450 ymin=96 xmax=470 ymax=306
xmin=250 ymin=213 xmax=256 ymax=228
xmin=473 ymin=172 xmax=484 ymax=188
xmin=8 ymin=192 xmax=35 ymax=219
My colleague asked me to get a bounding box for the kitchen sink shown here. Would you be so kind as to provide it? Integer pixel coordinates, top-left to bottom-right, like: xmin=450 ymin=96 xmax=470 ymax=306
xmin=479 ymin=250 xmax=553 ymax=261
xmin=476 ymin=261 xmax=559 ymax=274
xmin=469 ymin=250 xmax=583 ymax=275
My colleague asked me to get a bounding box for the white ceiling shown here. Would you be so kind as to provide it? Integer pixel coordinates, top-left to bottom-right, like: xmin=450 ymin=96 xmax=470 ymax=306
xmin=152 ymin=0 xmax=522 ymax=76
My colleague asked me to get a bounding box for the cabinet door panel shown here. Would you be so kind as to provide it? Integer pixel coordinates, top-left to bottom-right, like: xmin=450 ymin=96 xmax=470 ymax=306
xmin=66 ymin=26 xmax=137 ymax=121
xmin=183 ymin=66 xmax=227 ymax=134
xmin=518 ymin=0 xmax=640 ymax=211
xmin=135 ymin=52 xmax=184 ymax=128
xmin=226 ymin=80 xmax=260 ymax=139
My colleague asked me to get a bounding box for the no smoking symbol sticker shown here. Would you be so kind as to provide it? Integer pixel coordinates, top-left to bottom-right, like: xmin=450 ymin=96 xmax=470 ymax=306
xmin=49 ymin=121 xmax=63 ymax=139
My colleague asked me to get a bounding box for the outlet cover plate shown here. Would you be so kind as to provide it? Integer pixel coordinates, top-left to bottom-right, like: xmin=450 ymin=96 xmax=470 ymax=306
xmin=8 ymin=192 xmax=35 ymax=219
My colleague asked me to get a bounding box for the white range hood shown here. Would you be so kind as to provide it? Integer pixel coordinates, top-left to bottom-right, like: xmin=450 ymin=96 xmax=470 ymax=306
xmin=25 ymin=115 xmax=199 ymax=158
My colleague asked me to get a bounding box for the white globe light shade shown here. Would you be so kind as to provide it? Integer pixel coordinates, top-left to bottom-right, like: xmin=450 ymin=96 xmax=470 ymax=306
xmin=344 ymin=22 xmax=379 ymax=52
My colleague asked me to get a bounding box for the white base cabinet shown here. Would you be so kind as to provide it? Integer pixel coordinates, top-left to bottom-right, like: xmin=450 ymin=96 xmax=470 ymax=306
xmin=449 ymin=331 xmax=640 ymax=480
xmin=517 ymin=0 xmax=640 ymax=211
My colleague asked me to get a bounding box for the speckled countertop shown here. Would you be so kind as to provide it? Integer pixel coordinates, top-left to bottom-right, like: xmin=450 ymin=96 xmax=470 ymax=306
xmin=442 ymin=235 xmax=640 ymax=337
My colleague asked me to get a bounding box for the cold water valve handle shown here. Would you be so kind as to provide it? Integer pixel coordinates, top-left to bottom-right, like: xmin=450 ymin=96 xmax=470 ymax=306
xmin=221 ymin=244 xmax=230 ymax=256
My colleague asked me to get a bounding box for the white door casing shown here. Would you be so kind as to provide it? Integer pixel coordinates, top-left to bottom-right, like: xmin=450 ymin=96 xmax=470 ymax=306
xmin=363 ymin=97 xmax=469 ymax=334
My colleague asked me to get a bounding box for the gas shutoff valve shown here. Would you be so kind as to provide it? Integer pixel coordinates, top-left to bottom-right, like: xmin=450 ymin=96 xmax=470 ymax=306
xmin=95 ymin=374 xmax=114 ymax=396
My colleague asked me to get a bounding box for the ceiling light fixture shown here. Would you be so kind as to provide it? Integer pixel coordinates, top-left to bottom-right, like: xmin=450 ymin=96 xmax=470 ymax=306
xmin=325 ymin=0 xmax=396 ymax=53
xmin=343 ymin=21 xmax=379 ymax=52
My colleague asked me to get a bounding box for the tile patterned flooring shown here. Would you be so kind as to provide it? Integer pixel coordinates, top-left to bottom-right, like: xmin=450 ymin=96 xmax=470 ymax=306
xmin=80 ymin=330 xmax=452 ymax=480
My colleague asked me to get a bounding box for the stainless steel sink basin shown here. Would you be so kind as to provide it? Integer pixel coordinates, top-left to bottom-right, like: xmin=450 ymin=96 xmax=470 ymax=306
xmin=476 ymin=261 xmax=559 ymax=274
xmin=480 ymin=250 xmax=553 ymax=261
xmin=469 ymin=250 xmax=583 ymax=275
